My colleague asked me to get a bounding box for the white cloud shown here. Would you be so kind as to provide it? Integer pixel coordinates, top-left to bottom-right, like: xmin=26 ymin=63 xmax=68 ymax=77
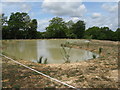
xmin=37 ymin=13 xmax=118 ymax=32
xmin=41 ymin=0 xmax=87 ymax=17
xmin=21 ymin=4 xmax=31 ymax=13
xmin=0 ymin=3 xmax=2 ymax=14
xmin=86 ymin=14 xmax=118 ymax=31
xmin=37 ymin=19 xmax=50 ymax=32
xmin=2 ymin=0 xmax=24 ymax=2
xmin=102 ymin=3 xmax=118 ymax=13
xmin=92 ymin=12 xmax=101 ymax=19
xmin=2 ymin=0 xmax=119 ymax=2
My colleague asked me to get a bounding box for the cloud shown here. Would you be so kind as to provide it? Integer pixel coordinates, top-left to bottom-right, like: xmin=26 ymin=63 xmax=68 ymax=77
xmin=2 ymin=0 xmax=24 ymax=2
xmin=92 ymin=12 xmax=101 ymax=19
xmin=37 ymin=13 xmax=118 ymax=32
xmin=86 ymin=14 xmax=118 ymax=31
xmin=41 ymin=0 xmax=87 ymax=17
xmin=102 ymin=3 xmax=118 ymax=13
xmin=37 ymin=19 xmax=50 ymax=32
xmin=0 ymin=3 xmax=2 ymax=14
xmin=21 ymin=4 xmax=31 ymax=13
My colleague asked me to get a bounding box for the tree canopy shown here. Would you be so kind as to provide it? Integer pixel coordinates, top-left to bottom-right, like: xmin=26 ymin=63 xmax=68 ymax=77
xmin=46 ymin=17 xmax=67 ymax=38
xmin=71 ymin=20 xmax=85 ymax=38
xmin=2 ymin=12 xmax=37 ymax=39
xmin=1 ymin=12 xmax=119 ymax=41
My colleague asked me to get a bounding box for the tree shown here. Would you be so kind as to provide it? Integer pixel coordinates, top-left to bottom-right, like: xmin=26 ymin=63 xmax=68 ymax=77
xmin=84 ymin=26 xmax=100 ymax=39
xmin=100 ymin=27 xmax=114 ymax=40
xmin=8 ymin=12 xmax=31 ymax=39
xmin=66 ymin=20 xmax=76 ymax=38
xmin=85 ymin=26 xmax=116 ymax=41
xmin=2 ymin=26 xmax=10 ymax=39
xmin=71 ymin=20 xmax=85 ymax=38
xmin=46 ymin=17 xmax=67 ymax=38
xmin=28 ymin=19 xmax=37 ymax=39
xmin=1 ymin=13 xmax=7 ymax=26
xmin=1 ymin=13 xmax=10 ymax=39
xmin=115 ymin=28 xmax=120 ymax=41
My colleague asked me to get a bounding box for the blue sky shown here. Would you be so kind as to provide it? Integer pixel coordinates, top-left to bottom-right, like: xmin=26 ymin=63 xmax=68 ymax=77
xmin=1 ymin=0 xmax=118 ymax=32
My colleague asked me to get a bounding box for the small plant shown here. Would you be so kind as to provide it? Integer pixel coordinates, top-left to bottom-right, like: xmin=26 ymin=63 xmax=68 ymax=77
xmin=92 ymin=54 xmax=96 ymax=59
xmin=38 ymin=56 xmax=43 ymax=63
xmin=99 ymin=47 xmax=102 ymax=54
xmin=44 ymin=58 xmax=48 ymax=64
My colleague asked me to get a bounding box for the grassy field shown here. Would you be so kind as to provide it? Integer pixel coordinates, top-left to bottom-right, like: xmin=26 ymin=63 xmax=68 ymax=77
xmin=1 ymin=39 xmax=119 ymax=88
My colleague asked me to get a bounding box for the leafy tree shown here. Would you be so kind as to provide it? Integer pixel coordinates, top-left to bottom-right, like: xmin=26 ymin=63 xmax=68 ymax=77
xmin=8 ymin=12 xmax=31 ymax=39
xmin=71 ymin=20 xmax=85 ymax=38
xmin=66 ymin=20 xmax=76 ymax=38
xmin=115 ymin=28 xmax=120 ymax=41
xmin=100 ymin=27 xmax=114 ymax=40
xmin=2 ymin=26 xmax=10 ymax=39
xmin=46 ymin=17 xmax=67 ymax=38
xmin=1 ymin=13 xmax=7 ymax=26
xmin=5 ymin=12 xmax=38 ymax=39
xmin=85 ymin=26 xmax=100 ymax=39
xmin=1 ymin=13 xmax=10 ymax=39
xmin=85 ymin=26 xmax=116 ymax=41
xmin=28 ymin=19 xmax=37 ymax=39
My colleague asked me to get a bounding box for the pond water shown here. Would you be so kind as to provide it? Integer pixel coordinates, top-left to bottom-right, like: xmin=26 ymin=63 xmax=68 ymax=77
xmin=2 ymin=39 xmax=99 ymax=64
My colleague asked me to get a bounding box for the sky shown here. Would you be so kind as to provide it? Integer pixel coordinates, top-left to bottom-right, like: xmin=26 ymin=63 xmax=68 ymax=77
xmin=0 ymin=0 xmax=119 ymax=32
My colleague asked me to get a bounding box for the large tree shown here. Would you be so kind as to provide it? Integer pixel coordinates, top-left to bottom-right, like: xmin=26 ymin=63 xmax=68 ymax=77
xmin=66 ymin=20 xmax=76 ymax=38
xmin=115 ymin=28 xmax=120 ymax=41
xmin=28 ymin=19 xmax=37 ymax=39
xmin=1 ymin=13 xmax=10 ymax=39
xmin=71 ymin=20 xmax=85 ymax=38
xmin=85 ymin=26 xmax=102 ymax=39
xmin=85 ymin=26 xmax=115 ymax=40
xmin=100 ymin=27 xmax=114 ymax=40
xmin=8 ymin=12 xmax=31 ymax=39
xmin=1 ymin=13 xmax=7 ymax=26
xmin=46 ymin=17 xmax=67 ymax=38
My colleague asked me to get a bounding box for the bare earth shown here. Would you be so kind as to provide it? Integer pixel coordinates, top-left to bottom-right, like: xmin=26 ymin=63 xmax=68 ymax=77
xmin=1 ymin=39 xmax=119 ymax=88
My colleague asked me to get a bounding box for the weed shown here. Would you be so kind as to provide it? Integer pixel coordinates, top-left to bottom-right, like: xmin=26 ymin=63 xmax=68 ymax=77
xmin=92 ymin=54 xmax=96 ymax=59
xmin=44 ymin=58 xmax=48 ymax=64
xmin=99 ymin=47 xmax=102 ymax=54
xmin=38 ymin=56 xmax=43 ymax=63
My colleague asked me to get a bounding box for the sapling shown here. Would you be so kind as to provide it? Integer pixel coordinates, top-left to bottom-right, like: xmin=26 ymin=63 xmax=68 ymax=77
xmin=38 ymin=56 xmax=43 ymax=63
xmin=44 ymin=58 xmax=48 ymax=64
xmin=92 ymin=54 xmax=96 ymax=59
xmin=99 ymin=47 xmax=102 ymax=54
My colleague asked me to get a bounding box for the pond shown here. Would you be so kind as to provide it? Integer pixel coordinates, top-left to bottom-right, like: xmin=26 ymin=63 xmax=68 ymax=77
xmin=2 ymin=39 xmax=99 ymax=64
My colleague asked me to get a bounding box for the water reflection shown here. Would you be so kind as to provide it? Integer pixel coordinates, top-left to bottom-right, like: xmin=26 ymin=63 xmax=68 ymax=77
xmin=3 ymin=41 xmax=37 ymax=61
xmin=2 ymin=40 xmax=98 ymax=64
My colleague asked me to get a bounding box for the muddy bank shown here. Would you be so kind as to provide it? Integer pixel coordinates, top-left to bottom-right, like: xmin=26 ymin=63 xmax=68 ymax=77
xmin=2 ymin=40 xmax=119 ymax=88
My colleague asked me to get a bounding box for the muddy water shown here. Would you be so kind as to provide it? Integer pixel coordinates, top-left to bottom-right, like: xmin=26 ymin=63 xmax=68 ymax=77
xmin=2 ymin=39 xmax=98 ymax=64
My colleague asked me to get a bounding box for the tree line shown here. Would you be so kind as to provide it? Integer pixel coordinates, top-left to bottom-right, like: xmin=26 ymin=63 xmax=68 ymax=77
xmin=1 ymin=12 xmax=120 ymax=41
